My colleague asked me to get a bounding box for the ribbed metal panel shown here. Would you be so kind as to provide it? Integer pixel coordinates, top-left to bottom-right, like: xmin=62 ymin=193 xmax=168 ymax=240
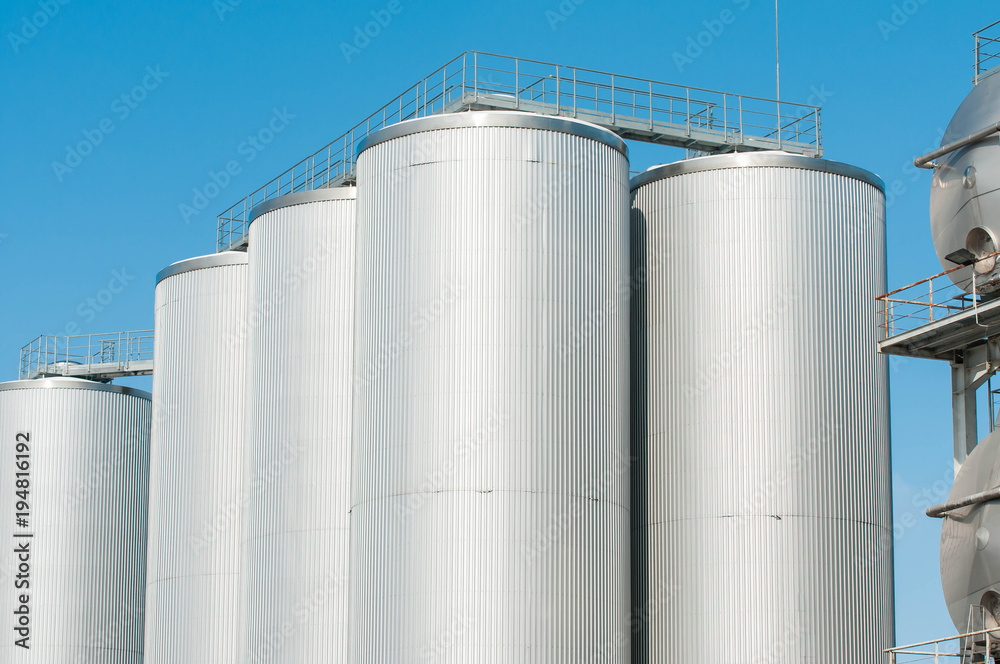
xmin=351 ymin=113 xmax=631 ymax=662
xmin=0 ymin=378 xmax=150 ymax=662
xmin=242 ymin=188 xmax=356 ymax=663
xmin=145 ymin=254 xmax=247 ymax=663
xmin=629 ymin=154 xmax=893 ymax=663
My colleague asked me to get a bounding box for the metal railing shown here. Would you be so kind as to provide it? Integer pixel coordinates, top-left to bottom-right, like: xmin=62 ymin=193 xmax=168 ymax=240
xmin=876 ymin=251 xmax=1000 ymax=339
xmin=887 ymin=628 xmax=993 ymax=664
xmin=217 ymin=50 xmax=822 ymax=251
xmin=975 ymin=19 xmax=1000 ymax=84
xmin=990 ymin=376 xmax=1000 ymax=434
xmin=19 ymin=331 xmax=154 ymax=381
xmin=888 ymin=607 xmax=997 ymax=664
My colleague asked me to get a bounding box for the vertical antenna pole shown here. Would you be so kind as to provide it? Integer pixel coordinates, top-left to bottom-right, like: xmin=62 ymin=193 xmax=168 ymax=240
xmin=775 ymin=0 xmax=780 ymax=102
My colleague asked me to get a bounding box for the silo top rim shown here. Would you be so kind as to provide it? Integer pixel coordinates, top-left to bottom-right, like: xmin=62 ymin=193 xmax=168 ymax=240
xmin=247 ymin=186 xmax=358 ymax=226
xmin=0 ymin=377 xmax=151 ymax=399
xmin=356 ymin=111 xmax=628 ymax=157
xmin=630 ymin=152 xmax=885 ymax=192
xmin=156 ymin=251 xmax=248 ymax=285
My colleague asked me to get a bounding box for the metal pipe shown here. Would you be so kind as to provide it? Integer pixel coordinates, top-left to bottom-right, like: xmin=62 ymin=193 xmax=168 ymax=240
xmin=914 ymin=122 xmax=1000 ymax=169
xmin=648 ymin=80 xmax=653 ymax=130
xmin=556 ymin=66 xmax=560 ymax=111
xmin=927 ymin=485 xmax=1000 ymax=517
xmin=977 ymin=34 xmax=982 ymax=85
xmin=686 ymin=88 xmax=690 ymax=136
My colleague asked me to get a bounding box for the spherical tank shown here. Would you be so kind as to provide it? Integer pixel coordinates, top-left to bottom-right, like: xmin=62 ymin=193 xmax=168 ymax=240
xmin=930 ymin=72 xmax=1000 ymax=292
xmin=940 ymin=429 xmax=1000 ymax=633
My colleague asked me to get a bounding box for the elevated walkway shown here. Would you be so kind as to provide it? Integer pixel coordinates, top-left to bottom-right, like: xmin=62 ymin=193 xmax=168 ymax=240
xmin=217 ymin=51 xmax=822 ymax=251
xmin=19 ymin=331 xmax=154 ymax=382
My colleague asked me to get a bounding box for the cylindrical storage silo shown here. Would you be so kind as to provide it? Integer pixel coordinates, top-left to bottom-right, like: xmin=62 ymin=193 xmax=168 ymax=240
xmin=351 ymin=112 xmax=631 ymax=662
xmin=629 ymin=152 xmax=893 ymax=663
xmin=0 ymin=377 xmax=150 ymax=662
xmin=241 ymin=188 xmax=356 ymax=663
xmin=144 ymin=252 xmax=247 ymax=663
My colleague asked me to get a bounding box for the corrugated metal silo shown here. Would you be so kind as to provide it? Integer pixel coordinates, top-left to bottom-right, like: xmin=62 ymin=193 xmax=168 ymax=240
xmin=0 ymin=377 xmax=150 ymax=662
xmin=351 ymin=112 xmax=631 ymax=662
xmin=629 ymin=153 xmax=893 ymax=662
xmin=145 ymin=252 xmax=247 ymax=663
xmin=241 ymin=188 xmax=356 ymax=663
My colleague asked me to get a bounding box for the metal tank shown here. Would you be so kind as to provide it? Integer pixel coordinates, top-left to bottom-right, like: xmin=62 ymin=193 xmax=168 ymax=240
xmin=930 ymin=71 xmax=1000 ymax=292
xmin=351 ymin=112 xmax=631 ymax=663
xmin=241 ymin=187 xmax=356 ymax=663
xmin=144 ymin=252 xmax=247 ymax=663
xmin=939 ymin=429 xmax=1000 ymax=633
xmin=630 ymin=153 xmax=893 ymax=663
xmin=0 ymin=377 xmax=150 ymax=662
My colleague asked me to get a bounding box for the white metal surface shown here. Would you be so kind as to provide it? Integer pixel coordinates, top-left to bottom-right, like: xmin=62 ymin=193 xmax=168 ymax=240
xmin=940 ymin=428 xmax=1000 ymax=632
xmin=144 ymin=253 xmax=247 ymax=663
xmin=0 ymin=378 xmax=150 ymax=662
xmin=351 ymin=112 xmax=631 ymax=662
xmin=242 ymin=188 xmax=356 ymax=663
xmin=630 ymin=153 xmax=893 ymax=663
xmin=930 ymin=72 xmax=1000 ymax=292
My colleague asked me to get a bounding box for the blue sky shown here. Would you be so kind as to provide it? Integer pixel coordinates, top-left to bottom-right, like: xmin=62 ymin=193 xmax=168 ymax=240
xmin=0 ymin=0 xmax=993 ymax=647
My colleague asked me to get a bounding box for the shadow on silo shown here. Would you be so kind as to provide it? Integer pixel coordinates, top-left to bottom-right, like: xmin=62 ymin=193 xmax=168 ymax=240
xmin=629 ymin=204 xmax=650 ymax=664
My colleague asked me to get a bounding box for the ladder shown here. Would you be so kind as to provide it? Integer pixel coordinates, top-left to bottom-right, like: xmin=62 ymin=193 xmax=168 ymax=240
xmin=963 ymin=605 xmax=997 ymax=664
